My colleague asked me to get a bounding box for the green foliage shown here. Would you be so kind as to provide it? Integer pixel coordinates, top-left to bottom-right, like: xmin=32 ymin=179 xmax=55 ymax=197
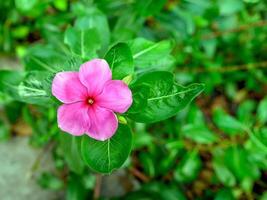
xmin=1 ymin=0 xmax=267 ymax=199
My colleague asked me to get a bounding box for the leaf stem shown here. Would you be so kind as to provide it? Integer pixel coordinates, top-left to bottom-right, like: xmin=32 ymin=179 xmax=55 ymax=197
xmin=93 ymin=174 xmax=102 ymax=200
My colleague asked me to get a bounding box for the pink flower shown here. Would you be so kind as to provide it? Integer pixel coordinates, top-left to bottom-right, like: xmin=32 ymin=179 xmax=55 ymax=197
xmin=52 ymin=59 xmax=133 ymax=141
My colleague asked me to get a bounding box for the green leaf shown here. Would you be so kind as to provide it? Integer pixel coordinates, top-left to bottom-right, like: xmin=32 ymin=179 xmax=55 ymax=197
xmin=174 ymin=150 xmax=202 ymax=183
xmin=134 ymin=0 xmax=167 ymax=16
xmin=0 ymin=70 xmax=52 ymax=106
xmin=17 ymin=71 xmax=53 ymax=105
xmin=59 ymin=133 xmax=85 ymax=174
xmin=225 ymin=146 xmax=260 ymax=181
xmin=182 ymin=124 xmax=218 ymax=144
xmin=81 ymin=125 xmax=132 ymax=174
xmin=0 ymin=70 xmax=25 ymax=98
xmin=213 ymin=150 xmax=236 ymax=187
xmin=64 ymin=27 xmax=101 ymax=60
xmin=24 ymin=44 xmax=72 ymax=72
xmin=218 ymin=0 xmax=244 ymax=16
xmin=128 ymin=71 xmax=204 ymax=123
xmin=75 ymin=8 xmax=110 ymax=48
xmin=257 ymin=96 xmax=267 ymax=125
xmin=213 ymin=107 xmax=243 ymax=135
xmin=38 ymin=172 xmax=64 ymax=190
xmin=66 ymin=174 xmax=87 ymax=200
xmin=128 ymin=38 xmax=175 ymax=73
xmin=15 ymin=0 xmax=37 ymax=11
xmin=104 ymin=43 xmax=134 ymax=79
xmin=215 ymin=188 xmax=235 ymax=200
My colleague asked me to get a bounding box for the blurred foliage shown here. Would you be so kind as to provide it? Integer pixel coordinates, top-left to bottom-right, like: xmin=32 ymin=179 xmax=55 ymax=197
xmin=1 ymin=0 xmax=267 ymax=199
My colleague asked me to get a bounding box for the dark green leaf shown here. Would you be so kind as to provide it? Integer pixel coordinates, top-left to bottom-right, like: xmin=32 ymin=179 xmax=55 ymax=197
xmin=81 ymin=125 xmax=132 ymax=174
xmin=128 ymin=71 xmax=204 ymax=123
xmin=104 ymin=43 xmax=134 ymax=79
xmin=215 ymin=188 xmax=235 ymax=200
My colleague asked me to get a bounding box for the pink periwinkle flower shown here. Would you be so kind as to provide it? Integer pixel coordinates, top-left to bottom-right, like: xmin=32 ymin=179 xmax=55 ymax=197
xmin=52 ymin=59 xmax=133 ymax=141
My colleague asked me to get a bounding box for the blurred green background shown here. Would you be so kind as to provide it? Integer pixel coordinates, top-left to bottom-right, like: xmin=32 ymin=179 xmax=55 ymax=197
xmin=1 ymin=0 xmax=267 ymax=199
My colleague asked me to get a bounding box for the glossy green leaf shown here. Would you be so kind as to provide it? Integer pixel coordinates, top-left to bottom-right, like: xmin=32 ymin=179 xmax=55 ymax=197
xmin=128 ymin=38 xmax=175 ymax=73
xmin=64 ymin=27 xmax=101 ymax=60
xmin=81 ymin=125 xmax=132 ymax=174
xmin=128 ymin=71 xmax=204 ymax=123
xmin=104 ymin=42 xmax=134 ymax=79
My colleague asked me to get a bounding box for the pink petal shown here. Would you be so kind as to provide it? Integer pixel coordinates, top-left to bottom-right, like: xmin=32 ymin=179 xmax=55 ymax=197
xmin=96 ymin=80 xmax=133 ymax=113
xmin=57 ymin=102 xmax=90 ymax=136
xmin=86 ymin=105 xmax=118 ymax=141
xmin=52 ymin=72 xmax=88 ymax=103
xmin=79 ymin=59 xmax=112 ymax=96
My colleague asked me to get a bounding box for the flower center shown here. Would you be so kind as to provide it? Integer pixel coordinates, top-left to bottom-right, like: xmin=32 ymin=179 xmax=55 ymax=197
xmin=87 ymin=98 xmax=94 ymax=105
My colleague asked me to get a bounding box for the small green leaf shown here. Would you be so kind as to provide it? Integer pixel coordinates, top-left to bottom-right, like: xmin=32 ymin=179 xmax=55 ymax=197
xmin=81 ymin=125 xmax=132 ymax=174
xmin=215 ymin=188 xmax=235 ymax=200
xmin=213 ymin=107 xmax=243 ymax=135
xmin=257 ymin=96 xmax=267 ymax=125
xmin=128 ymin=38 xmax=175 ymax=73
xmin=104 ymin=43 xmax=134 ymax=79
xmin=64 ymin=27 xmax=101 ymax=60
xmin=134 ymin=0 xmax=167 ymax=16
xmin=182 ymin=124 xmax=218 ymax=144
xmin=128 ymin=71 xmax=204 ymax=123
xmin=213 ymin=150 xmax=236 ymax=187
xmin=225 ymin=146 xmax=260 ymax=181
xmin=174 ymin=150 xmax=202 ymax=183
xmin=15 ymin=0 xmax=37 ymax=11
